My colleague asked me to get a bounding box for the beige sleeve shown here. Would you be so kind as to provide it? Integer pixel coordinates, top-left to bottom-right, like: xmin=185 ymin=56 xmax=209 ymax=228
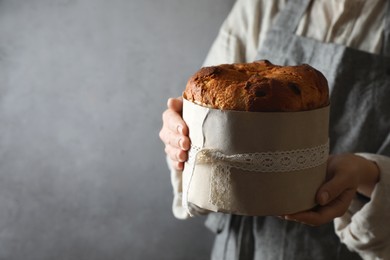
xmin=168 ymin=156 xmax=210 ymax=219
xmin=334 ymin=153 xmax=390 ymax=259
xmin=167 ymin=156 xmax=188 ymax=219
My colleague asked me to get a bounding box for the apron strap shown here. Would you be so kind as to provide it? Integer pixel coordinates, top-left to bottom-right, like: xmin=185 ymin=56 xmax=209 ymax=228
xmin=383 ymin=0 xmax=390 ymax=57
xmin=272 ymin=0 xmax=311 ymax=33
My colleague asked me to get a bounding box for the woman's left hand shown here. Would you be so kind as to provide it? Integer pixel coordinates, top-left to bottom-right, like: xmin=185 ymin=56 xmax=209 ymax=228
xmin=282 ymin=153 xmax=380 ymax=226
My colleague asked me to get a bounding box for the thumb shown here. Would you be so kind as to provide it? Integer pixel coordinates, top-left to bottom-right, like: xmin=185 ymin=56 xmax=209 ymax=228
xmin=316 ymin=171 xmax=351 ymax=206
xmin=167 ymin=97 xmax=184 ymax=112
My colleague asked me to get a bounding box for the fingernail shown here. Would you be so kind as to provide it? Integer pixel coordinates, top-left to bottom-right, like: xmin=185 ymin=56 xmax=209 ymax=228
xmin=180 ymin=138 xmax=190 ymax=151
xmin=177 ymin=151 xmax=187 ymax=162
xmin=284 ymin=216 xmax=295 ymax=221
xmin=320 ymin=192 xmax=329 ymax=204
xmin=178 ymin=138 xmax=183 ymax=149
xmin=177 ymin=152 xmax=184 ymax=162
xmin=177 ymin=125 xmax=183 ymax=135
xmin=176 ymin=162 xmax=184 ymax=171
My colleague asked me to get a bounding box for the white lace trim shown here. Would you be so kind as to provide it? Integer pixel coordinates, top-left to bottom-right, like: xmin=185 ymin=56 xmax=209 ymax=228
xmin=184 ymin=142 xmax=329 ymax=211
xmin=209 ymin=163 xmax=233 ymax=210
xmin=193 ymin=142 xmax=329 ymax=173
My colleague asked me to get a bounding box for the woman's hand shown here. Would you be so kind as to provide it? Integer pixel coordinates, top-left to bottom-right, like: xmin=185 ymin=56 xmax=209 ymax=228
xmin=159 ymin=97 xmax=191 ymax=171
xmin=282 ymin=154 xmax=380 ymax=226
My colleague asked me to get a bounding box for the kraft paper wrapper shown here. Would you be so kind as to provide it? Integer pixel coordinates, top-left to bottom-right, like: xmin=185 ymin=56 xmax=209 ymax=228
xmin=182 ymin=98 xmax=329 ymax=216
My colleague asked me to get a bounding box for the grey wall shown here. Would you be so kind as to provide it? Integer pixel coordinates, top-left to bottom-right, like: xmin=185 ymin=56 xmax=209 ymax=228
xmin=0 ymin=0 xmax=235 ymax=259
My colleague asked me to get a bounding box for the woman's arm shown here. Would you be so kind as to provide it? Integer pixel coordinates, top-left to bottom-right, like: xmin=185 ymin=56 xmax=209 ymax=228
xmin=285 ymin=153 xmax=390 ymax=259
xmin=283 ymin=154 xmax=380 ymax=226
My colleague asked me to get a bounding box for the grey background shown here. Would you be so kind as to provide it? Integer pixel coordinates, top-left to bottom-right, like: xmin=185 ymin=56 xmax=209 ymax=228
xmin=0 ymin=0 xmax=235 ymax=259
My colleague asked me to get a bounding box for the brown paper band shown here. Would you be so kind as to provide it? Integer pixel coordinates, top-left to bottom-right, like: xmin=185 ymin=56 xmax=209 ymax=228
xmin=182 ymin=99 xmax=330 ymax=216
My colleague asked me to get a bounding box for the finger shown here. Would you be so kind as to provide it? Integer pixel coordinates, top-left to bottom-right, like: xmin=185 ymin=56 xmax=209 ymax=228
xmin=286 ymin=188 xmax=356 ymax=226
xmin=180 ymin=136 xmax=191 ymax=151
xmin=167 ymin=157 xmax=185 ymax=171
xmin=172 ymin=160 xmax=184 ymax=171
xmin=316 ymin=169 xmax=354 ymax=206
xmin=162 ymin=109 xmax=189 ymax=136
xmin=164 ymin=145 xmax=188 ymax=163
xmin=167 ymin=97 xmax=183 ymax=112
xmin=159 ymin=128 xmax=190 ymax=150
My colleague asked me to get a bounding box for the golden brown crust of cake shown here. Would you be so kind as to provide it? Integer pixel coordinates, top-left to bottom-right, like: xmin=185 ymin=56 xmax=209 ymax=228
xmin=183 ymin=60 xmax=329 ymax=112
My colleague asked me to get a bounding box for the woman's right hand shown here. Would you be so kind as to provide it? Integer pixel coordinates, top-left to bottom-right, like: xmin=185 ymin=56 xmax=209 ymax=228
xmin=159 ymin=97 xmax=191 ymax=171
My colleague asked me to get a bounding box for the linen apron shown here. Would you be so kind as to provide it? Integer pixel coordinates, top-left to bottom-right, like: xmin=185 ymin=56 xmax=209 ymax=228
xmin=205 ymin=0 xmax=390 ymax=259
